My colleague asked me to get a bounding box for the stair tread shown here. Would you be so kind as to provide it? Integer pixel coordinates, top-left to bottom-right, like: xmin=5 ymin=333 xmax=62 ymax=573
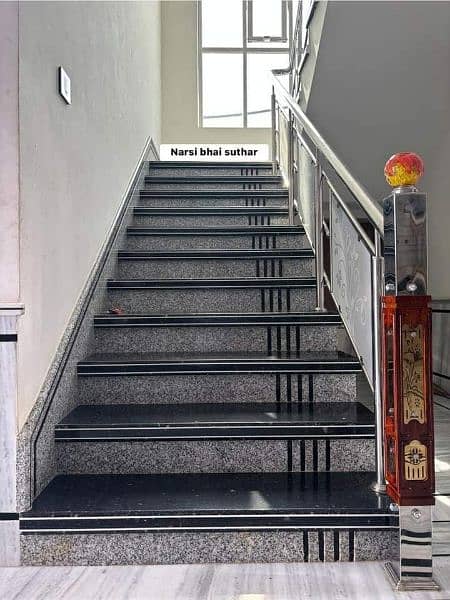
xmin=145 ymin=176 xmax=282 ymax=183
xmin=79 ymin=350 xmax=358 ymax=365
xmin=94 ymin=312 xmax=341 ymax=326
xmin=58 ymin=402 xmax=373 ymax=429
xmin=118 ymin=249 xmax=314 ymax=258
xmin=107 ymin=277 xmax=316 ymax=289
xmin=127 ymin=226 xmax=303 ymax=235
xmin=134 ymin=206 xmax=288 ymax=214
xmin=22 ymin=472 xmax=393 ymax=518
xmin=149 ymin=161 xmax=274 ymax=168
xmin=140 ymin=190 xmax=288 ymax=197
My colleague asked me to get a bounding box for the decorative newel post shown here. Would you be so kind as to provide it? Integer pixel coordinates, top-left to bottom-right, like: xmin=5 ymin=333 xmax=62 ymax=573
xmin=381 ymin=153 xmax=439 ymax=591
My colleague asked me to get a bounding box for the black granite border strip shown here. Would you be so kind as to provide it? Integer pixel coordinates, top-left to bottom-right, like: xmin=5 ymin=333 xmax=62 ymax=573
xmin=0 ymin=334 xmax=17 ymax=342
xmin=0 ymin=512 xmax=19 ymax=520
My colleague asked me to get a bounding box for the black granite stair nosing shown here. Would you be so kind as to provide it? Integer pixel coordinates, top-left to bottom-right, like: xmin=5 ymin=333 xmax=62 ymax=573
xmin=133 ymin=206 xmax=289 ymax=215
xmin=140 ymin=190 xmax=288 ymax=198
xmin=127 ymin=226 xmax=304 ymax=236
xmin=20 ymin=472 xmax=398 ymax=532
xmin=93 ymin=312 xmax=341 ymax=327
xmin=145 ymin=175 xmax=283 ymax=184
xmin=20 ymin=515 xmax=397 ymax=533
xmin=107 ymin=277 xmax=317 ymax=290
xmin=117 ymin=249 xmax=314 ymax=260
xmin=77 ymin=354 xmax=362 ymax=376
xmin=55 ymin=400 xmax=373 ymax=441
xmin=149 ymin=161 xmax=273 ymax=169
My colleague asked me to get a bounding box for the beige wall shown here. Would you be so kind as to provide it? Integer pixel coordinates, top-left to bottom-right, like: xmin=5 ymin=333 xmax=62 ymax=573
xmin=161 ymin=0 xmax=269 ymax=146
xmin=17 ymin=1 xmax=161 ymax=427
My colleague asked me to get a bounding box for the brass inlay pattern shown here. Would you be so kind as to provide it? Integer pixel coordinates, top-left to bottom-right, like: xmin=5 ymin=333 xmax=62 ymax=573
xmin=404 ymin=440 xmax=428 ymax=481
xmin=402 ymin=323 xmax=425 ymax=424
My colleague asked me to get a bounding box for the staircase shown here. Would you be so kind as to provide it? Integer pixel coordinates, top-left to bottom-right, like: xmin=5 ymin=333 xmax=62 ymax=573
xmin=20 ymin=161 xmax=398 ymax=565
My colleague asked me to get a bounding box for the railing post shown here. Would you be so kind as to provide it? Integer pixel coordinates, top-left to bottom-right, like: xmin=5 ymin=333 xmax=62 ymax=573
xmin=287 ymin=109 xmax=295 ymax=226
xmin=372 ymin=230 xmax=386 ymax=494
xmin=314 ymin=160 xmax=325 ymax=311
xmin=380 ymin=153 xmax=439 ymax=591
xmin=271 ymin=86 xmax=277 ymax=175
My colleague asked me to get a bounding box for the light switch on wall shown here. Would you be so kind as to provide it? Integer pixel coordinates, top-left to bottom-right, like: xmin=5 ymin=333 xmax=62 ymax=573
xmin=58 ymin=66 xmax=71 ymax=104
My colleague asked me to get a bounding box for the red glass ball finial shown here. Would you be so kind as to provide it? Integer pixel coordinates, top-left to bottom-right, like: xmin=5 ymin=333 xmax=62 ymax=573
xmin=384 ymin=152 xmax=424 ymax=188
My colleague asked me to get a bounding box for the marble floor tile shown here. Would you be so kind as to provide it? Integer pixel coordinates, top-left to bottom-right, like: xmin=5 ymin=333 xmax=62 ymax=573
xmin=1 ymin=559 xmax=450 ymax=600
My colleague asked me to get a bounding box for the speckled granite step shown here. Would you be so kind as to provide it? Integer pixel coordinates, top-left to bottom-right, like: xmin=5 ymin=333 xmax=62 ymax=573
xmin=117 ymin=249 xmax=315 ymax=279
xmin=20 ymin=472 xmax=398 ymax=565
xmin=148 ymin=160 xmax=274 ymax=176
xmin=139 ymin=189 xmax=288 ymax=208
xmin=125 ymin=226 xmax=307 ymax=250
xmin=132 ymin=206 xmax=293 ymax=227
xmin=92 ymin=312 xmax=343 ymax=354
xmin=76 ymin=352 xmax=360 ymax=405
xmin=106 ymin=277 xmax=317 ymax=314
xmin=144 ymin=175 xmax=283 ymax=191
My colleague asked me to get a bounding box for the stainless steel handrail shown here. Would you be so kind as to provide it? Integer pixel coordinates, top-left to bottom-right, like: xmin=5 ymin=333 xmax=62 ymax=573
xmin=272 ymin=75 xmax=384 ymax=234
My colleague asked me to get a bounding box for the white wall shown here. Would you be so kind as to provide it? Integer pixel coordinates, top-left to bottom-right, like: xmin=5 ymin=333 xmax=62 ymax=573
xmin=161 ymin=0 xmax=270 ymax=146
xmin=17 ymin=1 xmax=161 ymax=427
xmin=0 ymin=2 xmax=20 ymax=304
xmin=306 ymin=1 xmax=450 ymax=298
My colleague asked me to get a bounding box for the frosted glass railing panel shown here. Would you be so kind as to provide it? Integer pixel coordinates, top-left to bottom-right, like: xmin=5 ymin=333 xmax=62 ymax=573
xmin=296 ymin=140 xmax=316 ymax=248
xmin=279 ymin=110 xmax=289 ymax=183
xmin=331 ymin=195 xmax=374 ymax=385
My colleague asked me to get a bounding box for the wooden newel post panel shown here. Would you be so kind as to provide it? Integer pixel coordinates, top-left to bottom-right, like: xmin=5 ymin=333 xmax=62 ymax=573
xmin=381 ymin=153 xmax=439 ymax=591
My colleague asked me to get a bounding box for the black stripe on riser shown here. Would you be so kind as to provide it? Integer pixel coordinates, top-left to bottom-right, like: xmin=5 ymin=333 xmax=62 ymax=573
xmin=77 ymin=372 xmax=358 ymax=405
xmin=126 ymin=227 xmax=307 ymax=250
xmin=140 ymin=189 xmax=288 ymax=200
xmin=107 ymin=284 xmax=317 ymax=314
xmin=92 ymin=322 xmax=342 ymax=354
xmin=117 ymin=251 xmax=315 ymax=280
xmin=19 ymin=528 xmax=398 ymax=565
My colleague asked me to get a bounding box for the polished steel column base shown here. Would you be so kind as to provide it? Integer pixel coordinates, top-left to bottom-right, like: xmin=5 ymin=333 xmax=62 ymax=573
xmin=384 ymin=562 xmax=440 ymax=592
xmin=384 ymin=505 xmax=439 ymax=591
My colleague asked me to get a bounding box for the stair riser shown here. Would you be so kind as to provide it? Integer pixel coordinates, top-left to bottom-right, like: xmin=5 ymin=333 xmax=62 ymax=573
xmin=138 ymin=197 xmax=287 ymax=207
xmin=93 ymin=325 xmax=341 ymax=354
xmin=78 ymin=373 xmax=357 ymax=405
xmin=117 ymin=258 xmax=315 ymax=279
xmin=132 ymin=215 xmax=290 ymax=227
xmin=56 ymin=439 xmax=374 ymax=475
xmin=145 ymin=182 xmax=282 ymax=191
xmin=107 ymin=287 xmax=317 ymax=314
xmin=20 ymin=529 xmax=398 ymax=565
xmin=126 ymin=234 xmax=307 ymax=251
xmin=149 ymin=167 xmax=274 ymax=176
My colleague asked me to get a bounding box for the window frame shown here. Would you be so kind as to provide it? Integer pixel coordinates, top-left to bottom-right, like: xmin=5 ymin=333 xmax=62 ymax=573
xmin=197 ymin=0 xmax=292 ymax=129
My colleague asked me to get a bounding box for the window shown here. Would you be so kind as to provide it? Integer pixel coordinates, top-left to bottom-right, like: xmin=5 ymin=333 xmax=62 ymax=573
xmin=199 ymin=0 xmax=291 ymax=128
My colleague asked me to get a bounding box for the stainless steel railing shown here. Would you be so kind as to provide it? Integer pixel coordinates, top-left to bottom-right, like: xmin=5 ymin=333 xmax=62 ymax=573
xmin=271 ymin=74 xmax=386 ymax=492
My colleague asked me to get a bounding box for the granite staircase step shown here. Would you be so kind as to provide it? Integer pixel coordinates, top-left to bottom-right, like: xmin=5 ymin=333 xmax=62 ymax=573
xmin=20 ymin=472 xmax=398 ymax=565
xmin=148 ymin=160 xmax=274 ymax=176
xmin=126 ymin=225 xmax=307 ymax=250
xmin=139 ymin=189 xmax=288 ymax=208
xmin=92 ymin=312 xmax=343 ymax=353
xmin=76 ymin=351 xmax=361 ymax=405
xmin=132 ymin=206 xmax=293 ymax=227
xmin=117 ymin=249 xmax=314 ymax=279
xmin=107 ymin=277 xmax=317 ymax=313
xmin=56 ymin=401 xmax=374 ymax=441
xmin=145 ymin=175 xmax=283 ymax=190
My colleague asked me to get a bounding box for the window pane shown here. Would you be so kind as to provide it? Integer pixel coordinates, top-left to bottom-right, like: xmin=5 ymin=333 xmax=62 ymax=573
xmin=251 ymin=0 xmax=283 ymax=38
xmin=247 ymin=53 xmax=289 ymax=127
xmin=202 ymin=0 xmax=243 ymax=48
xmin=202 ymin=54 xmax=244 ymax=127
